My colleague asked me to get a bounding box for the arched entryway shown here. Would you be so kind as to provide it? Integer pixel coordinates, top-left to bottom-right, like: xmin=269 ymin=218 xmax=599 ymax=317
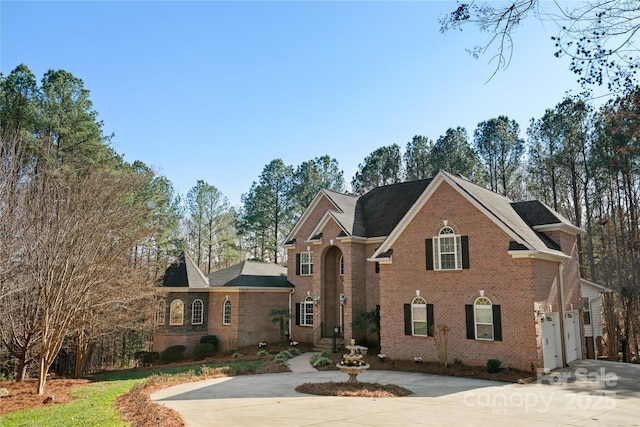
xmin=322 ymin=246 xmax=343 ymax=338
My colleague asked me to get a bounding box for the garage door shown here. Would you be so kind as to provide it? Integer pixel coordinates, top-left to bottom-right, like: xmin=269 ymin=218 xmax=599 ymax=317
xmin=542 ymin=313 xmax=560 ymax=372
xmin=564 ymin=311 xmax=580 ymax=364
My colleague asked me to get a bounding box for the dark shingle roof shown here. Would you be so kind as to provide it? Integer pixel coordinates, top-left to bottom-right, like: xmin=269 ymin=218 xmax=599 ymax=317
xmin=511 ymin=201 xmax=561 ymax=226
xmin=353 ymin=179 xmax=432 ymax=237
xmin=208 ymin=261 xmax=294 ymax=288
xmin=160 ymin=252 xmax=188 ymax=287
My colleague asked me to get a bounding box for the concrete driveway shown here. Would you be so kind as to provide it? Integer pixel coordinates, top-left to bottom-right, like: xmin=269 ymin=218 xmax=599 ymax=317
xmin=151 ymin=354 xmax=640 ymax=426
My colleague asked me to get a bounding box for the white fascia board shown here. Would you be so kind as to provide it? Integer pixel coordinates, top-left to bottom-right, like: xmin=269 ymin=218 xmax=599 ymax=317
xmin=338 ymin=235 xmax=385 ymax=244
xmin=306 ymin=211 xmax=349 ymax=242
xmin=580 ymin=278 xmax=613 ymax=293
xmin=159 ymin=287 xmax=292 ymax=293
xmin=507 ymin=249 xmax=572 ymax=262
xmin=368 ymin=256 xmax=392 ymax=264
xmin=283 ymin=189 xmax=341 ymax=243
xmin=534 ymin=223 xmax=586 ymax=236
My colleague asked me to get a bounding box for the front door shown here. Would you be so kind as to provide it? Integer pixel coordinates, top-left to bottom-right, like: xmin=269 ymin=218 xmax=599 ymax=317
xmin=322 ymin=246 xmax=342 ymax=337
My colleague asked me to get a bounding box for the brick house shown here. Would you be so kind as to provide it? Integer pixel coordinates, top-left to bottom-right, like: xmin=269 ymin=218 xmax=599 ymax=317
xmin=284 ymin=170 xmax=587 ymax=372
xmin=153 ymin=253 xmax=293 ymax=354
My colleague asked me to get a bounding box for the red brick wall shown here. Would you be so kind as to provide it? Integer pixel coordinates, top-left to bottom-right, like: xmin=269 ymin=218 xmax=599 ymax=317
xmin=237 ymin=290 xmax=290 ymax=347
xmin=379 ymin=182 xmax=540 ymax=371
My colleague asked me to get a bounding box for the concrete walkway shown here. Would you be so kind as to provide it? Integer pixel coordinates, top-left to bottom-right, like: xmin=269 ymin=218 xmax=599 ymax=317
xmin=151 ymin=354 xmax=640 ymax=426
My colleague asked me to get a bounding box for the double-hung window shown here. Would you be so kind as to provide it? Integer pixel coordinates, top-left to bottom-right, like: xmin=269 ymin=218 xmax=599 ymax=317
xmin=426 ymin=227 xmax=469 ymax=271
xmin=474 ymin=297 xmax=494 ymax=340
xmin=156 ymin=300 xmax=165 ymax=325
xmin=192 ymin=299 xmax=203 ymax=325
xmin=301 ymin=296 xmax=314 ymax=326
xmin=434 ymin=227 xmax=462 ymax=270
xmin=169 ymin=299 xmax=184 ymax=325
xmin=223 ymin=300 xmax=231 ymax=325
xmin=300 ymin=252 xmax=313 ymax=275
xmin=411 ymin=297 xmax=428 ymax=336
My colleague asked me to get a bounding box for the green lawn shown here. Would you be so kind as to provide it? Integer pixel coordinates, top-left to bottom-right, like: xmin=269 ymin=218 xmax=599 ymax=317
xmin=0 ymin=360 xmax=268 ymax=426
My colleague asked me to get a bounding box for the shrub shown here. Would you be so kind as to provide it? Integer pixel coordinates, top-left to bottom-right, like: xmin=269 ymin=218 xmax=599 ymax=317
xmin=232 ymin=352 xmax=240 ymax=358
xmin=275 ymin=350 xmax=292 ymax=365
xmin=311 ymin=352 xmax=332 ymax=367
xmin=257 ymin=350 xmax=268 ymax=357
xmin=160 ymin=345 xmax=186 ymax=363
xmin=193 ymin=343 xmax=216 ymax=361
xmin=200 ymin=335 xmax=218 ymax=350
xmin=288 ymin=347 xmax=300 ymax=356
xmin=486 ymin=358 xmax=502 ymax=373
xmin=134 ymin=351 xmax=160 ymax=366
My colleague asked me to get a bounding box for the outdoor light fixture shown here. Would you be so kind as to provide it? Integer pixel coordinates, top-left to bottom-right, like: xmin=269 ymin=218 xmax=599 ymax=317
xmin=314 ymin=295 xmax=320 ymax=305
xmin=340 ymin=294 xmax=347 ymax=304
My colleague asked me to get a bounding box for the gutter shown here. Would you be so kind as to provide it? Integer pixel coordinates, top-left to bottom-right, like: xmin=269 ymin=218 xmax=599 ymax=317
xmin=288 ymin=288 xmax=295 ymax=340
xmin=558 ymin=262 xmax=567 ymax=367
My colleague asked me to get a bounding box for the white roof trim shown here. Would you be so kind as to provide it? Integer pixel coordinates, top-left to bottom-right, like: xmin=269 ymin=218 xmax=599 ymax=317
xmin=306 ymin=211 xmax=349 ymax=241
xmin=580 ymin=278 xmax=613 ymax=293
xmin=338 ymin=235 xmax=385 ymax=244
xmin=157 ymin=287 xmax=292 ymax=293
xmin=507 ymin=249 xmax=572 ymax=262
xmin=283 ymin=189 xmax=341 ymax=243
xmin=371 ymin=171 xmax=533 ymax=259
xmin=534 ymin=223 xmax=585 ymax=235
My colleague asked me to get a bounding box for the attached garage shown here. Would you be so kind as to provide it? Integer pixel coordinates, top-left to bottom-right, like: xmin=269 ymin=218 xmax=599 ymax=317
xmin=564 ymin=310 xmax=581 ymax=364
xmin=541 ymin=313 xmax=561 ymax=372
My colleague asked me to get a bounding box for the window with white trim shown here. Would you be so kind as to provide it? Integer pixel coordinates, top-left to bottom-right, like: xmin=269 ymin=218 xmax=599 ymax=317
xmin=581 ymin=297 xmax=591 ymax=325
xmin=156 ymin=300 xmax=165 ymax=325
xmin=169 ymin=299 xmax=184 ymax=326
xmin=339 ymin=255 xmax=344 ymax=276
xmin=474 ymin=297 xmax=494 ymax=340
xmin=223 ymin=300 xmax=231 ymax=325
xmin=301 ymin=296 xmax=314 ymax=326
xmin=433 ymin=227 xmax=462 ymax=270
xmin=412 ymin=296 xmax=428 ymax=336
xmin=300 ymin=252 xmax=313 ymax=275
xmin=192 ymin=299 xmax=203 ymax=325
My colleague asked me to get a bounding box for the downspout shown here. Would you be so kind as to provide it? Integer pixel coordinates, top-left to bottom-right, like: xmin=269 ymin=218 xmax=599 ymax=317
xmin=558 ymin=262 xmax=567 ymax=367
xmin=288 ymin=288 xmax=295 ymax=340
xmin=590 ymin=297 xmax=598 ymax=359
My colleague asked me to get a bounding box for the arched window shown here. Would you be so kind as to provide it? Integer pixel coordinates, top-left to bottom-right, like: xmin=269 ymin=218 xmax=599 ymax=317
xmin=411 ymin=296 xmax=428 ymax=336
xmin=192 ymin=299 xmax=203 ymax=325
xmin=474 ymin=297 xmax=494 ymax=340
xmin=156 ymin=300 xmax=165 ymax=325
xmin=434 ymin=226 xmax=462 ymax=270
xmin=301 ymin=296 xmax=314 ymax=326
xmin=223 ymin=300 xmax=231 ymax=325
xmin=169 ymin=299 xmax=184 ymax=326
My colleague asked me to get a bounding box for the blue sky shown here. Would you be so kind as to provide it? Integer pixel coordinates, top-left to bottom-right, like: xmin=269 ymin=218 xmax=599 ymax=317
xmin=2 ymin=1 xmax=594 ymax=207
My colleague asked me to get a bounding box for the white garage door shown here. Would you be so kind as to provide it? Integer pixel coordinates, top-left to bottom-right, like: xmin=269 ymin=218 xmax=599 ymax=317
xmin=542 ymin=313 xmax=560 ymax=372
xmin=564 ymin=311 xmax=580 ymax=364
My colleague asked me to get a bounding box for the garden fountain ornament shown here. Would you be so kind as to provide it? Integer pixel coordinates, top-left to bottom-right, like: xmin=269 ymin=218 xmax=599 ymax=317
xmin=337 ymin=339 xmax=370 ymax=383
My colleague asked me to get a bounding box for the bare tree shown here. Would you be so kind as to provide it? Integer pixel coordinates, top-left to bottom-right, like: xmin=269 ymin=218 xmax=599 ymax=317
xmin=440 ymin=1 xmax=640 ymax=90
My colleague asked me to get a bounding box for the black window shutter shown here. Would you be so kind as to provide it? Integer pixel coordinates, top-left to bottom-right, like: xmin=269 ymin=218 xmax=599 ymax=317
xmin=295 ymin=303 xmax=301 ymax=325
xmin=493 ymin=305 xmax=502 ymax=341
xmin=310 ymin=262 xmax=313 ymax=275
xmin=461 ymin=236 xmax=470 ymax=269
xmin=375 ymin=262 xmax=380 ymax=273
xmin=295 ymin=253 xmax=300 ymax=275
xmin=427 ymin=304 xmax=434 ymax=337
xmin=404 ymin=304 xmax=412 ymax=335
xmin=425 ymin=239 xmax=433 ymax=270
xmin=465 ymin=304 xmax=475 ymax=339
